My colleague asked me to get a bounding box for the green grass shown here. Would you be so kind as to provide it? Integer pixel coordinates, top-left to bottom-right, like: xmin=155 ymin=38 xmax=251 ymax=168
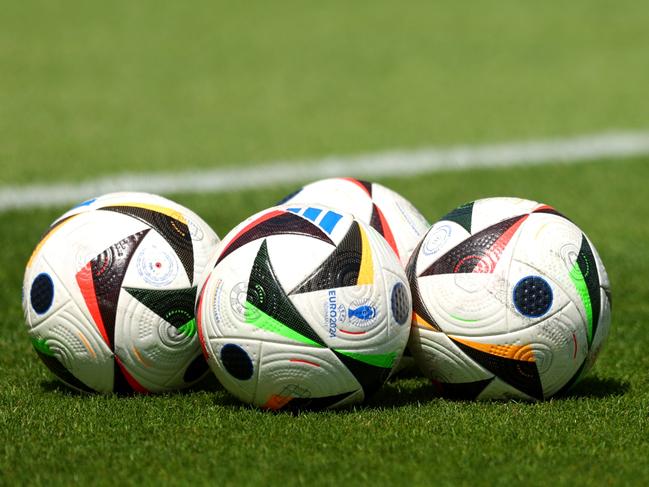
xmin=2 ymin=158 xmax=649 ymax=486
xmin=3 ymin=1 xmax=649 ymax=484
xmin=2 ymin=0 xmax=649 ymax=184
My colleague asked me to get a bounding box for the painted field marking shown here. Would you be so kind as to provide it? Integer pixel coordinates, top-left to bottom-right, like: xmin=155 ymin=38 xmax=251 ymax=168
xmin=1 ymin=130 xmax=648 ymax=212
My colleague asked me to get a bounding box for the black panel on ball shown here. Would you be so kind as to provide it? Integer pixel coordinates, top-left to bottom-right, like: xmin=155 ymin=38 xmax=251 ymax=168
xmin=513 ymin=276 xmax=553 ymax=318
xmin=290 ymin=221 xmax=363 ymax=295
xmin=34 ymin=349 xmax=94 ymax=393
xmin=442 ymin=201 xmax=474 ymax=233
xmin=248 ymin=239 xmax=326 ymax=347
xmin=30 ymin=273 xmax=54 ymax=315
xmin=101 ymin=206 xmax=195 ymax=284
xmin=391 ymin=282 xmax=410 ymax=325
xmin=420 ymin=215 xmax=525 ymax=276
xmin=183 ymin=354 xmax=210 ymax=383
xmin=220 ymin=344 xmax=254 ymax=381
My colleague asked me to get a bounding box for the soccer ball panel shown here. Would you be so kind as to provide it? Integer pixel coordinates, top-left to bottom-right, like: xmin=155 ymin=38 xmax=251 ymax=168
xmin=414 ymin=221 xmax=471 ymax=274
xmin=204 ymin=338 xmax=262 ymax=404
xmin=56 ymin=192 xmax=219 ymax=285
xmin=263 ymin=235 xmax=342 ymax=299
xmin=470 ymin=197 xmax=540 ymax=233
xmin=48 ymin=209 xmax=152 ymax=266
xmin=416 ymin=274 xmax=508 ymax=336
xmin=409 ymin=327 xmax=493 ymax=384
xmin=582 ymin=234 xmax=612 ymax=374
xmin=23 ymin=192 xmax=219 ymax=393
xmin=283 ymin=178 xmax=373 ymax=222
xmin=253 ymin=341 xmax=361 ymax=408
xmin=371 ymin=182 xmax=430 ymax=263
xmin=24 ymin=257 xmax=72 ymax=330
xmin=583 ymin=286 xmax=612 ymax=375
xmin=28 ymin=303 xmax=114 ymax=392
xmin=122 ymin=231 xmax=191 ymax=289
xmin=505 ymin=260 xmax=575 ymax=334
xmin=510 ymin=214 xmax=584 ymax=304
xmin=408 ymin=197 xmax=611 ymax=400
xmin=200 ymin=262 xmax=321 ymax=348
xmin=281 ymin=178 xmax=429 ymax=266
xmin=198 ymin=204 xmax=411 ymax=409
xmin=114 ymin=286 xmax=201 ymax=391
xmin=445 ymin=303 xmax=586 ymax=399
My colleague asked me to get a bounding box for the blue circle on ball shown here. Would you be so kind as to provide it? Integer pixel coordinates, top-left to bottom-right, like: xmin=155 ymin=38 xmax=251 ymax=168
xmin=30 ymin=273 xmax=54 ymax=315
xmin=391 ymin=282 xmax=410 ymax=325
xmin=513 ymin=276 xmax=553 ymax=318
xmin=220 ymin=344 xmax=254 ymax=381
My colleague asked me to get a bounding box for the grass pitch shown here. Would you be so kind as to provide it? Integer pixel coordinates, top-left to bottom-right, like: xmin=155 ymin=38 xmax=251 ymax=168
xmin=1 ymin=1 xmax=649 ymax=185
xmin=2 ymin=158 xmax=649 ymax=486
xmin=2 ymin=0 xmax=649 ymax=485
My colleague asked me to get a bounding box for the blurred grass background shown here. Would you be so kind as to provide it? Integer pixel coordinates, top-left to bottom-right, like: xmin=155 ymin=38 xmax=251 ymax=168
xmin=1 ymin=1 xmax=649 ymax=184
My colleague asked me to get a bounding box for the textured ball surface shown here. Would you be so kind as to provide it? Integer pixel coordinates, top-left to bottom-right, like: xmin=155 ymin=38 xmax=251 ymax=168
xmin=22 ymin=192 xmax=220 ymax=393
xmin=279 ymin=178 xmax=430 ymax=267
xmin=408 ymin=197 xmax=611 ymax=400
xmin=197 ymin=204 xmax=412 ymax=410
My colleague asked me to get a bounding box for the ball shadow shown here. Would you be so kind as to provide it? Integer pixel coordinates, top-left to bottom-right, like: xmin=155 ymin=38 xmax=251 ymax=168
xmin=554 ymin=375 xmax=629 ymax=399
xmin=40 ymin=379 xmax=88 ymax=396
xmin=41 ymin=374 xmax=629 ymax=411
xmin=209 ymin=377 xmax=443 ymax=415
xmin=211 ymin=374 xmax=631 ymax=414
xmin=39 ymin=372 xmax=225 ymax=397
xmin=174 ymin=373 xmax=224 ymax=394
xmin=363 ymin=379 xmax=441 ymax=409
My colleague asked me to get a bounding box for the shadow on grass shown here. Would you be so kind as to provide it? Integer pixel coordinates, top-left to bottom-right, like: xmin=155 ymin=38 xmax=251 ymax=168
xmin=363 ymin=378 xmax=441 ymax=409
xmin=40 ymin=372 xmax=629 ymax=413
xmin=363 ymin=375 xmax=631 ymax=409
xmin=40 ymin=380 xmax=88 ymax=396
xmin=39 ymin=372 xmax=225 ymax=397
xmin=212 ymin=374 xmax=631 ymax=415
xmin=212 ymin=377 xmax=443 ymax=416
xmin=555 ymin=375 xmax=629 ymax=399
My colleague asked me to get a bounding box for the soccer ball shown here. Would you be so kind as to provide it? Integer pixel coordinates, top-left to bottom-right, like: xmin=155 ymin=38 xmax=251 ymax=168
xmin=279 ymin=178 xmax=430 ymax=267
xmin=196 ymin=204 xmax=412 ymax=410
xmin=23 ymin=192 xmax=220 ymax=393
xmin=408 ymin=197 xmax=611 ymax=400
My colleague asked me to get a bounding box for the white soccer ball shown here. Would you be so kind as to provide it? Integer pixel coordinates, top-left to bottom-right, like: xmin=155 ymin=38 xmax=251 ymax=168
xmin=279 ymin=178 xmax=430 ymax=267
xmin=408 ymin=197 xmax=612 ymax=400
xmin=197 ymin=204 xmax=412 ymax=410
xmin=23 ymin=192 xmax=220 ymax=393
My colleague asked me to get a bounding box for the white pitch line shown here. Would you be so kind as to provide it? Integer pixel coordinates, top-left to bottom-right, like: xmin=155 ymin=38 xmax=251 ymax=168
xmin=1 ymin=130 xmax=649 ymax=213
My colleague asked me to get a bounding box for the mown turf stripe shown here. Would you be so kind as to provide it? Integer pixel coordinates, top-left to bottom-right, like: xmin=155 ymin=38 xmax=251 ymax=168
xmin=2 ymin=131 xmax=649 ymax=212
